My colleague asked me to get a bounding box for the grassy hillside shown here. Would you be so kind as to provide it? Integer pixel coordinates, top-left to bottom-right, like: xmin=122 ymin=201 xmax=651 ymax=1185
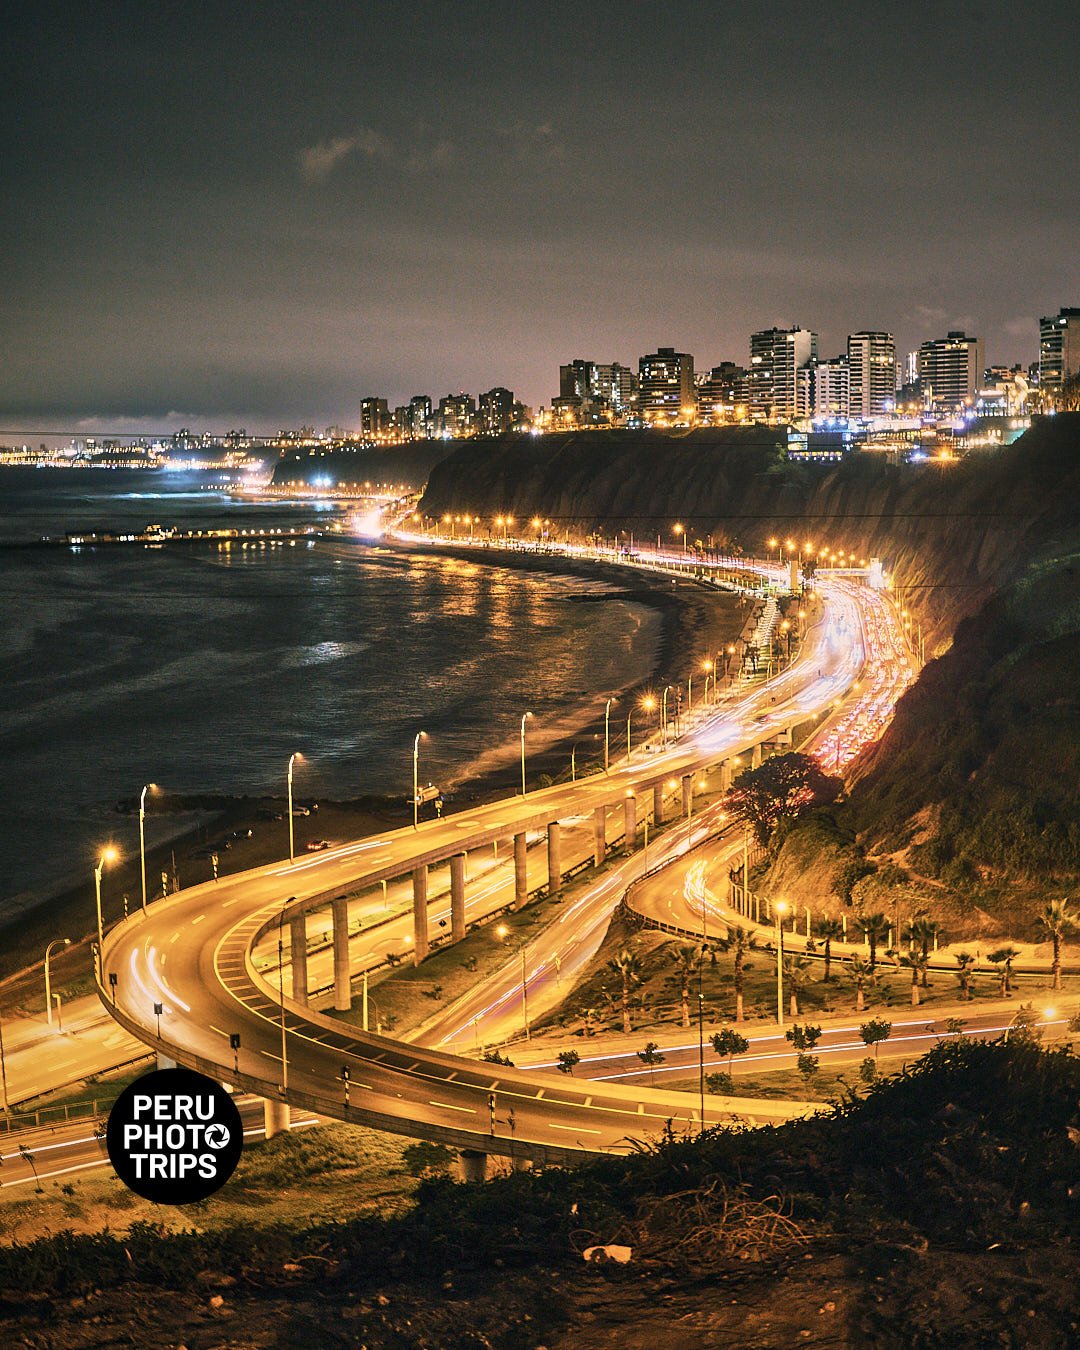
xmin=3 ymin=1040 xmax=1079 ymax=1346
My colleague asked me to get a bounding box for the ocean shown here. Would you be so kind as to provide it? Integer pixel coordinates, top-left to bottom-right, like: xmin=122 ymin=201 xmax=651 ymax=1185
xmin=0 ymin=468 xmax=659 ymax=915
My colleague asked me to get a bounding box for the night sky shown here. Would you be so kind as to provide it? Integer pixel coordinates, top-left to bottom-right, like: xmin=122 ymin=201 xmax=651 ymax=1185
xmin=3 ymin=1 xmax=1078 ymax=435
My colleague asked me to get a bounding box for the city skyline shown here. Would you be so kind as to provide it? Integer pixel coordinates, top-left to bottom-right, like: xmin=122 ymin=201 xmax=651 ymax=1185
xmin=3 ymin=2 xmax=1079 ymax=434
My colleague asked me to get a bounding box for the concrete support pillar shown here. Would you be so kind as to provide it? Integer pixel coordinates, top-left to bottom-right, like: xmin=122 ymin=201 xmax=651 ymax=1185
xmin=512 ymin=1155 xmax=533 ymax=1173
xmin=289 ymin=912 xmax=308 ymax=1005
xmin=547 ymin=821 xmax=562 ymax=896
xmin=513 ymin=833 xmax=528 ymax=909
xmin=751 ymin=742 xmax=763 ymax=769
xmin=450 ymin=853 xmax=467 ymax=941
xmin=653 ymin=783 xmax=665 ymax=824
xmin=681 ymin=774 xmax=693 ymax=818
xmin=623 ymin=793 xmax=637 ymax=849
xmin=412 ymin=865 xmax=429 ymax=964
xmin=263 ymin=1098 xmax=291 ymax=1139
xmin=593 ymin=805 xmax=606 ymax=867
xmin=720 ymin=760 xmax=733 ymax=792
xmin=332 ymin=895 xmax=351 ymax=1012
xmin=459 ymin=1149 xmax=488 ymax=1182
xmin=156 ymin=1051 xmax=176 ymax=1070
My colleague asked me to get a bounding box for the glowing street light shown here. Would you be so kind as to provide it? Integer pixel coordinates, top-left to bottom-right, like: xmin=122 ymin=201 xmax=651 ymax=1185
xmin=44 ymin=938 xmax=71 ymax=1028
xmin=673 ymin=522 xmax=686 ymax=553
xmin=94 ymin=846 xmax=119 ymax=947
xmin=287 ymin=752 xmax=302 ymax=863
xmin=139 ymin=783 xmax=157 ymax=913
xmin=412 ymin=730 xmax=427 ymax=830
xmin=520 ymin=712 xmax=532 ymax=796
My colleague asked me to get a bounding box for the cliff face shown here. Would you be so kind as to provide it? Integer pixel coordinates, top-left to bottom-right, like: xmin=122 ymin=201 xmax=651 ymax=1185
xmin=421 ymin=418 xmax=1080 ymax=651
xmin=271 ymin=440 xmax=454 ymax=489
xmin=423 ymin=419 xmax=1080 ymax=918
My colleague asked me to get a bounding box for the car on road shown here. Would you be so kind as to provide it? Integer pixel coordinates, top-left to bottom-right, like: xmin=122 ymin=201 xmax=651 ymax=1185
xmin=305 ymin=839 xmax=332 ymax=851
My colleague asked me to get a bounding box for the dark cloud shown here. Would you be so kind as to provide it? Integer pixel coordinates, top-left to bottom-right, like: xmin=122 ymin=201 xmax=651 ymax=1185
xmin=2 ymin=0 xmax=1078 ymax=431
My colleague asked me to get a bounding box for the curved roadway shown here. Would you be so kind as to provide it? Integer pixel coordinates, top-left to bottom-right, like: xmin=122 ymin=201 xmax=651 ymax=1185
xmin=98 ymin=560 xmax=873 ymax=1164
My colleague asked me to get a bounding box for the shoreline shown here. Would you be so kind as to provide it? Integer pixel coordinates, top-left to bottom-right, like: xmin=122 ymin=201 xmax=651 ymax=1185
xmin=0 ymin=540 xmax=746 ymax=988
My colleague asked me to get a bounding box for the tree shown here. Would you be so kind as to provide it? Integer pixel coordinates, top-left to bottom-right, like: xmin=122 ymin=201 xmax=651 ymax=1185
xmin=669 ymin=942 xmax=702 ymax=1029
xmin=1037 ymin=899 xmax=1077 ymax=991
xmin=796 ymin=1053 xmax=820 ymax=1096
xmin=1006 ymin=1003 xmax=1043 ymax=1044
xmin=908 ymin=917 xmax=941 ymax=988
xmin=719 ymin=924 xmax=754 ymax=1022
xmin=710 ymin=1027 xmax=750 ymax=1077
xmin=608 ymin=948 xmax=643 ymax=1033
xmin=801 ymin=557 xmax=818 ymax=587
xmin=483 ymin=1048 xmax=514 ymax=1066
xmin=988 ymin=945 xmax=1021 ymax=996
xmin=637 ymin=1041 xmax=666 ymax=1082
xmin=579 ymin=1006 xmax=598 ymax=1037
xmin=816 ymin=918 xmax=845 ymax=982
xmin=943 ymin=1017 xmax=966 ymax=1037
xmin=847 ymin=955 xmax=875 ymax=1012
xmin=723 ymin=752 xmax=842 ymax=847
xmin=832 ymin=857 xmax=875 ymax=908
xmin=954 ymin=952 xmax=976 ymax=1001
xmin=784 ymin=1022 xmax=821 ymax=1062
xmin=783 ymin=955 xmax=812 ymax=1018
xmin=556 ymin=1049 xmax=580 ymax=1076
xmin=901 ymin=949 xmax=930 ymax=1006
xmin=860 ymin=1017 xmax=892 ymax=1060
xmin=856 ymin=912 xmax=890 ymax=970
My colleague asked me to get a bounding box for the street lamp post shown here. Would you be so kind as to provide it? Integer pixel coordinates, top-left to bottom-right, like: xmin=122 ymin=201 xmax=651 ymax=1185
xmin=287 ymin=752 xmax=301 ymax=864
xmin=775 ymin=900 xmax=788 ymax=1026
xmin=277 ymin=894 xmax=297 ymax=1094
xmin=520 ymin=712 xmax=532 ymax=795
xmin=519 ymin=945 xmax=530 ymax=1040
xmin=661 ymin=685 xmax=674 ymax=743
xmin=44 ymin=938 xmax=71 ymax=1028
xmin=139 ymin=783 xmax=156 ymax=913
xmin=412 ymin=730 xmax=427 ymax=830
xmin=94 ymin=847 xmax=118 ymax=947
xmin=604 ymin=698 xmax=614 ymax=774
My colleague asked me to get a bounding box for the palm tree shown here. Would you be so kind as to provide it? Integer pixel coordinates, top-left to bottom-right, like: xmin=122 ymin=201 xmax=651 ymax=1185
xmin=1037 ymin=899 xmax=1077 ymax=991
xmin=670 ymin=942 xmax=702 ymax=1029
xmin=783 ymin=955 xmax=812 ymax=1018
xmin=901 ymin=950 xmax=930 ymax=1006
xmin=847 ymin=955 xmax=874 ymax=1012
xmin=719 ymin=924 xmax=753 ymax=1023
xmin=954 ymin=952 xmax=976 ymax=1001
xmin=816 ymin=918 xmax=845 ymax=982
xmin=988 ymin=946 xmax=1021 ymax=997
xmin=856 ymin=912 xmax=890 ymax=970
xmin=908 ymin=917 xmax=941 ymax=988
xmin=608 ymin=948 xmax=643 ymax=1033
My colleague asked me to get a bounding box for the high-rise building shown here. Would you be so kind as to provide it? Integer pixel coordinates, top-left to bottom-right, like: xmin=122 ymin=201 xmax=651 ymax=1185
xmin=794 ymin=357 xmax=849 ymax=419
xmin=408 ymin=395 xmax=432 ymax=439
xmin=478 ymin=386 xmax=515 ymax=434
xmin=359 ymin=397 xmax=390 ymax=438
xmin=847 ymin=331 xmax=896 ymax=417
xmin=559 ymin=360 xmax=598 ymax=401
xmin=917 ymin=331 xmax=984 ymax=411
xmin=437 ymin=393 xmax=476 ymax=438
xmin=1039 ymin=308 xmax=1080 ymax=397
xmin=594 ymin=362 xmax=636 ymax=414
xmin=748 ymin=327 xmax=817 ymax=420
xmin=391 ymin=406 xmax=411 ymax=440
xmin=696 ymin=363 xmax=749 ymax=421
xmin=637 ymin=347 xmax=695 ymax=424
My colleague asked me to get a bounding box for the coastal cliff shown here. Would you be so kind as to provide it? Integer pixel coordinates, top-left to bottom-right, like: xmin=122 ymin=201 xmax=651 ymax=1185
xmin=422 ymin=418 xmax=1080 ymax=923
xmin=420 ymin=419 xmax=1080 ymax=653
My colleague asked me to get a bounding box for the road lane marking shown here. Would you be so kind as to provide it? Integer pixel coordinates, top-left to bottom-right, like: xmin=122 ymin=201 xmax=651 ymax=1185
xmin=429 ymin=1100 xmax=476 ymax=1114
xmin=192 ymin=914 xmax=206 ymax=925
xmin=549 ymin=1123 xmax=601 ymax=1134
